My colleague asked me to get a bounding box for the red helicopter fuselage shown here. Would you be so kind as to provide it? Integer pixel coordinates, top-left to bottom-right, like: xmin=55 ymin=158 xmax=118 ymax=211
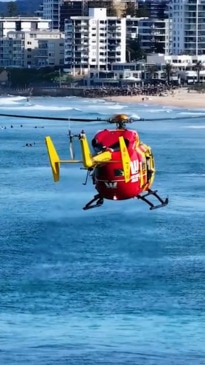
xmin=92 ymin=128 xmax=155 ymax=201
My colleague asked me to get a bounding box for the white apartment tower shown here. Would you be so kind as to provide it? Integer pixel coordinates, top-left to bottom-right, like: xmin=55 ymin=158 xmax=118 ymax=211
xmin=169 ymin=0 xmax=205 ymax=55
xmin=64 ymin=8 xmax=126 ymax=75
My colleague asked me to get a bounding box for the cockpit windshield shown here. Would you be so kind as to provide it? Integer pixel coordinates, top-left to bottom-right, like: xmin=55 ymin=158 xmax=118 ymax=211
xmin=92 ymin=137 xmax=129 ymax=153
xmin=109 ymin=139 xmax=129 ymax=151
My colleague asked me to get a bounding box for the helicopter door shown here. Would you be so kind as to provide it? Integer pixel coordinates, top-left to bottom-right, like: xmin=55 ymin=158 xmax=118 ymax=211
xmin=145 ymin=149 xmax=155 ymax=184
xmin=137 ymin=144 xmax=155 ymax=187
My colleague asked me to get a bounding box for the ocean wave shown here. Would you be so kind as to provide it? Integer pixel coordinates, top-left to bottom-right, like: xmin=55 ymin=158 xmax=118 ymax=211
xmin=183 ymin=125 xmax=205 ymax=129
xmin=130 ymin=113 xmax=140 ymax=120
xmin=1 ymin=104 xmax=82 ymax=112
xmin=179 ymin=111 xmax=205 ymax=116
xmin=0 ymin=96 xmax=28 ymax=105
xmin=107 ymin=104 xmax=127 ymax=109
xmin=147 ymin=108 xmax=173 ymax=113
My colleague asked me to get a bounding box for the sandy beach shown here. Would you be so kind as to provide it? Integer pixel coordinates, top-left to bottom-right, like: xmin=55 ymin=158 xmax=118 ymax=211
xmin=105 ymin=88 xmax=205 ymax=109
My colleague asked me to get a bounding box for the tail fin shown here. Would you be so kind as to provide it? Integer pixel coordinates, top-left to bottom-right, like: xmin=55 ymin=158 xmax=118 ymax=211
xmin=79 ymin=133 xmax=94 ymax=168
xmin=119 ymin=136 xmax=130 ymax=183
xmin=45 ymin=136 xmax=60 ymax=182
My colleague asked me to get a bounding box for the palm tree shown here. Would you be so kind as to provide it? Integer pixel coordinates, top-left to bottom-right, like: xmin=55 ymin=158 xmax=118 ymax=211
xmin=165 ymin=63 xmax=172 ymax=84
xmin=194 ymin=61 xmax=203 ymax=84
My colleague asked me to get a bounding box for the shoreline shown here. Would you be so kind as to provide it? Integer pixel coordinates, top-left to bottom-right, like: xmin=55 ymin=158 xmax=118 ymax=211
xmin=2 ymin=86 xmax=205 ymax=110
xmin=104 ymin=89 xmax=205 ymax=110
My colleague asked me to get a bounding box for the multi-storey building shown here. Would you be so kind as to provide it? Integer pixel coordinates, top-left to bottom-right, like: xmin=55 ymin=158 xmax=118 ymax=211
xmin=64 ymin=8 xmax=126 ymax=75
xmin=0 ymin=30 xmax=64 ymax=68
xmin=60 ymin=0 xmax=85 ymax=31
xmin=43 ymin=0 xmax=63 ymax=29
xmin=138 ymin=18 xmax=170 ymax=54
xmin=169 ymin=0 xmax=205 ymax=55
xmin=0 ymin=17 xmax=51 ymax=37
xmin=138 ymin=0 xmax=169 ymax=19
xmin=126 ymin=16 xmax=141 ymax=40
xmin=147 ymin=53 xmax=205 ymax=83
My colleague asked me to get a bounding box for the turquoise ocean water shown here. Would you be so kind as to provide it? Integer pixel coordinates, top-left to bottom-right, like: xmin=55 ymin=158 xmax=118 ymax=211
xmin=0 ymin=95 xmax=205 ymax=364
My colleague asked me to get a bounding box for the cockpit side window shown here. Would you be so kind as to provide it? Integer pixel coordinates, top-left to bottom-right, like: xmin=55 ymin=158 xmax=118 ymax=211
xmin=92 ymin=138 xmax=105 ymax=153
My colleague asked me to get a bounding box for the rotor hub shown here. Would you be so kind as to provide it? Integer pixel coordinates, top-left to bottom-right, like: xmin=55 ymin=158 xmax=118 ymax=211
xmin=109 ymin=114 xmax=131 ymax=129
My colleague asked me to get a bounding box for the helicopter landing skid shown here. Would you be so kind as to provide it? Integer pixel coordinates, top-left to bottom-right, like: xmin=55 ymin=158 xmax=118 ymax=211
xmin=83 ymin=194 xmax=104 ymax=210
xmin=137 ymin=189 xmax=168 ymax=210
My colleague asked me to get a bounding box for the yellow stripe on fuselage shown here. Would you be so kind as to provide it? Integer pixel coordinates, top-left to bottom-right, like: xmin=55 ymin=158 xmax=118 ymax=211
xmin=119 ymin=136 xmax=130 ymax=183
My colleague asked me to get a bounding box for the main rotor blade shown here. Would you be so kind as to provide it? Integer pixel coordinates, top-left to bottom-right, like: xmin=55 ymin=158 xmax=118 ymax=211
xmin=0 ymin=112 xmax=107 ymax=122
xmin=0 ymin=112 xmax=204 ymax=123
xmin=133 ymin=114 xmax=205 ymax=122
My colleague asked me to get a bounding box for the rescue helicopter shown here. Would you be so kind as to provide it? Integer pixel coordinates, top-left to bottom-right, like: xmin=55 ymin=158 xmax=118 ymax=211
xmin=45 ymin=113 xmax=169 ymax=211
xmin=1 ymin=109 xmax=205 ymax=211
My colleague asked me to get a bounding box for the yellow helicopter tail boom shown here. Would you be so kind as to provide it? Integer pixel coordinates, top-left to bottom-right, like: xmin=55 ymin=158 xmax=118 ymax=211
xmin=79 ymin=133 xmax=94 ymax=168
xmin=119 ymin=136 xmax=130 ymax=183
xmin=45 ymin=136 xmax=81 ymax=182
xmin=93 ymin=150 xmax=112 ymax=164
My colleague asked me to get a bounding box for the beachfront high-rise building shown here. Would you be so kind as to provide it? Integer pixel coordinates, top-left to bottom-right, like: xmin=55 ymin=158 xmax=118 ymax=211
xmin=60 ymin=1 xmax=85 ymax=31
xmin=138 ymin=18 xmax=170 ymax=54
xmin=43 ymin=0 xmax=63 ymax=29
xmin=169 ymin=0 xmax=205 ymax=55
xmin=64 ymin=7 xmax=126 ymax=75
xmin=138 ymin=0 xmax=169 ymax=19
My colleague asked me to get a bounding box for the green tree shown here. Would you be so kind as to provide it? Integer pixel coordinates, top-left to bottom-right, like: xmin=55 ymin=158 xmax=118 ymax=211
xmin=6 ymin=1 xmax=18 ymax=16
xmin=165 ymin=63 xmax=172 ymax=84
xmin=122 ymin=2 xmax=137 ymax=17
xmin=194 ymin=60 xmax=203 ymax=83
